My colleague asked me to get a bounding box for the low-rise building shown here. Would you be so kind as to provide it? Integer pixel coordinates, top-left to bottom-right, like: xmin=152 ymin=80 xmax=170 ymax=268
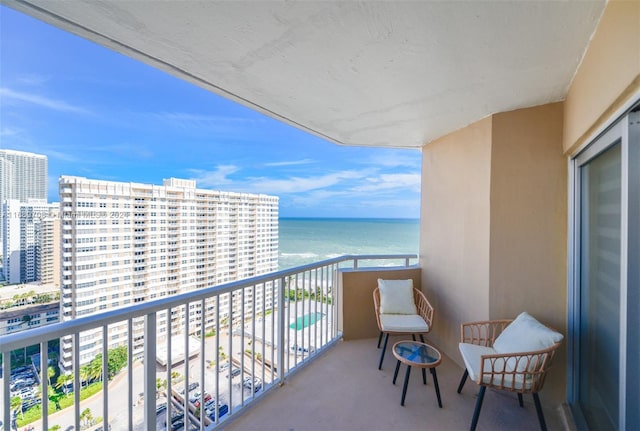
xmin=0 ymin=282 xmax=60 ymax=336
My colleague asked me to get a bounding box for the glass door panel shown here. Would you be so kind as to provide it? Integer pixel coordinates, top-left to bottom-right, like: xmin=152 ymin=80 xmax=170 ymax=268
xmin=578 ymin=141 xmax=621 ymax=431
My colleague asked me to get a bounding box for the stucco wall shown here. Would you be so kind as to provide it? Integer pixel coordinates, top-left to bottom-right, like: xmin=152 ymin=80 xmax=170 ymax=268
xmin=489 ymin=103 xmax=567 ymax=325
xmin=490 ymin=103 xmax=567 ymax=404
xmin=417 ymin=0 xmax=639 ymax=412
xmin=420 ymin=117 xmax=492 ymax=360
xmin=564 ymin=0 xmax=640 ymax=154
xmin=338 ymin=267 xmax=421 ymax=340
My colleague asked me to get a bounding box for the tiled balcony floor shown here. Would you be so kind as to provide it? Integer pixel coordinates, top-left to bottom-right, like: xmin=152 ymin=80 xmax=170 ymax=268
xmin=225 ymin=336 xmax=569 ymax=431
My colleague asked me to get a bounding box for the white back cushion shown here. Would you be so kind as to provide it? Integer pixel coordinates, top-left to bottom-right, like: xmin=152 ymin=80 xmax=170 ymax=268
xmin=493 ymin=311 xmax=563 ymax=371
xmin=378 ymin=279 xmax=417 ymax=315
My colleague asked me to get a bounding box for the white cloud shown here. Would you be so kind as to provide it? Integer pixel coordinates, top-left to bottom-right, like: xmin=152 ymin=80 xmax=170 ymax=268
xmin=244 ymin=169 xmax=371 ymax=194
xmin=263 ymin=159 xmax=316 ymax=167
xmin=0 ymin=88 xmax=89 ymax=114
xmin=0 ymin=127 xmax=22 ymax=137
xmin=189 ymin=165 xmax=239 ymax=187
xmin=351 ymin=173 xmax=421 ymax=193
xmin=364 ymin=151 xmax=421 ymax=168
xmin=148 ymin=111 xmax=263 ymax=131
xmin=17 ymin=74 xmax=50 ymax=86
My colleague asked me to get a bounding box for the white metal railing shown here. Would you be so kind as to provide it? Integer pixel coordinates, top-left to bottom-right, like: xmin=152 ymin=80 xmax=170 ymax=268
xmin=1 ymin=254 xmax=417 ymax=431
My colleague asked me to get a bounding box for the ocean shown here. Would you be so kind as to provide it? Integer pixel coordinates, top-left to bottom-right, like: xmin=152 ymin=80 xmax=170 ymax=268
xmin=278 ymin=218 xmax=420 ymax=270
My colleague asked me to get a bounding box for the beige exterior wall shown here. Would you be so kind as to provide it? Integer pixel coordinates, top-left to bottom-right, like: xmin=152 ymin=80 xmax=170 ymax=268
xmin=490 ymin=103 xmax=567 ymax=403
xmin=420 ymin=104 xmax=566 ymax=405
xmin=418 ymin=0 xmax=639 ymax=404
xmin=420 ymin=117 xmax=492 ymax=357
xmin=564 ymin=0 xmax=640 ymax=154
xmin=489 ymin=103 xmax=566 ymax=325
xmin=338 ymin=267 xmax=421 ymax=340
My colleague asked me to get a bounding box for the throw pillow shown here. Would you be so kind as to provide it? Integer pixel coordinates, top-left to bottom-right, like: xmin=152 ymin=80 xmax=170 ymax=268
xmin=378 ymin=279 xmax=417 ymax=315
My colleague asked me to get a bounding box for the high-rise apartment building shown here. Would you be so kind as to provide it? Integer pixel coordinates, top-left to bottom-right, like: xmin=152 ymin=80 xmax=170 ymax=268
xmin=59 ymin=176 xmax=279 ymax=368
xmin=0 ymin=150 xmax=48 ymax=251
xmin=37 ymin=207 xmax=61 ymax=286
xmin=2 ymin=199 xmax=58 ymax=284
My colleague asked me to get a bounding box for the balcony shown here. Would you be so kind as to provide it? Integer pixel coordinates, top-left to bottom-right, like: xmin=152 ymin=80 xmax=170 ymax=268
xmin=4 ymin=254 xmax=504 ymax=431
xmin=0 ymin=253 xmax=568 ymax=431
xmin=224 ymin=337 xmax=566 ymax=431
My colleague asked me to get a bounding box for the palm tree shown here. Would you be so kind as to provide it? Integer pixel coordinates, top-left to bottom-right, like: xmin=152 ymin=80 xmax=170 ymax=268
xmin=79 ymin=364 xmax=90 ymax=388
xmin=47 ymin=365 xmax=56 ymax=386
xmin=48 ymin=384 xmax=63 ymax=411
xmin=55 ymin=373 xmax=73 ymax=394
xmin=80 ymin=407 xmax=93 ymax=427
xmin=87 ymin=355 xmax=103 ymax=382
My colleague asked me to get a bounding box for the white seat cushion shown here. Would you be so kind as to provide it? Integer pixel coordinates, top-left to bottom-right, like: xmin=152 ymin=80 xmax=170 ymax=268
xmin=380 ymin=314 xmax=429 ymax=333
xmin=458 ymin=342 xmax=531 ymax=390
xmin=493 ymin=312 xmax=563 ymax=372
xmin=378 ymin=279 xmax=417 ymax=315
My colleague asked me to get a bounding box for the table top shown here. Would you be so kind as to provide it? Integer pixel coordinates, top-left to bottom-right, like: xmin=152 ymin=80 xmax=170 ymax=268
xmin=392 ymin=341 xmax=442 ymax=368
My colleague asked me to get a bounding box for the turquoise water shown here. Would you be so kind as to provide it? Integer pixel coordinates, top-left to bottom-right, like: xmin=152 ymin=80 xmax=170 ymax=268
xmin=290 ymin=312 xmax=325 ymax=330
xmin=278 ymin=218 xmax=419 ymax=270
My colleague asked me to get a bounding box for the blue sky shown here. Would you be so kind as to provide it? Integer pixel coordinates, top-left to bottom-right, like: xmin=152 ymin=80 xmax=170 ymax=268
xmin=0 ymin=6 xmax=421 ymax=218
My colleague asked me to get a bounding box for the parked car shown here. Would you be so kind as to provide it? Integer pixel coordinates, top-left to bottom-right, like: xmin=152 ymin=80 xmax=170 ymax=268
xmin=243 ymin=376 xmax=262 ymax=393
xmin=204 ymin=398 xmax=217 ymax=410
xmin=189 ymin=391 xmax=201 ymax=403
xmin=156 ymin=403 xmax=167 ymax=414
xmin=164 ymin=412 xmax=184 ymax=427
xmin=180 ymin=381 xmax=199 ymax=395
xmin=290 ymin=344 xmax=312 ymax=354
xmin=193 ymin=392 xmax=212 ymax=408
xmin=225 ymin=367 xmax=241 ymax=378
xmin=207 ymin=403 xmax=229 ymax=421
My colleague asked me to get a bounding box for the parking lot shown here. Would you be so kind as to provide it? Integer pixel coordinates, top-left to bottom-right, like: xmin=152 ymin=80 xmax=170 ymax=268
xmin=9 ymin=364 xmax=41 ymax=412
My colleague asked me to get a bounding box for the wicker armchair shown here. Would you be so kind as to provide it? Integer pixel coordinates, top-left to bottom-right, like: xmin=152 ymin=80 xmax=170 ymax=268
xmin=456 ymin=313 xmax=563 ymax=431
xmin=373 ymin=282 xmax=434 ymax=370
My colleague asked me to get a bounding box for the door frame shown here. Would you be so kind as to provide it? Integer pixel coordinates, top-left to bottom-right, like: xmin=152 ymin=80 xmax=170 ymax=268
xmin=568 ymin=100 xmax=638 ymax=429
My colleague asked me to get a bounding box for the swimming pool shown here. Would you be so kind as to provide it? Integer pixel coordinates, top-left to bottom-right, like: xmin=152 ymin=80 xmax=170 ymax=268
xmin=290 ymin=312 xmax=325 ymax=330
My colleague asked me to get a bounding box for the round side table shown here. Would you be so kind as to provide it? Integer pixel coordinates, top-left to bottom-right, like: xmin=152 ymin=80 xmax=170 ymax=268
xmin=392 ymin=340 xmax=443 ymax=408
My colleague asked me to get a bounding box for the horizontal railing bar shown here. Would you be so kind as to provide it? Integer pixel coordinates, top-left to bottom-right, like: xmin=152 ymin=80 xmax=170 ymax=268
xmin=0 ymin=254 xmax=416 ymax=352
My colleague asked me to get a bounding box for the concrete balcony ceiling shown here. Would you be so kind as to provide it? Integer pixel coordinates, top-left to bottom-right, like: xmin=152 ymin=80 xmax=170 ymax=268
xmin=7 ymin=0 xmax=605 ymax=148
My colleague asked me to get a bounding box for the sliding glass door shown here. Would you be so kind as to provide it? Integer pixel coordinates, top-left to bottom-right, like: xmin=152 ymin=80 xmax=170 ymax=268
xmin=570 ymin=106 xmax=639 ymax=430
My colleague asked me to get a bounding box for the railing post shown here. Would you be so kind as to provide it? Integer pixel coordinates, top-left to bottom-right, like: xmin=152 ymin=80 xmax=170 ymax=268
xmin=2 ymin=351 xmax=10 ymax=431
xmin=144 ymin=312 xmax=157 ymax=431
xmin=74 ymin=332 xmax=80 ymax=431
xmin=128 ymin=319 xmax=134 ymax=431
xmin=278 ymin=277 xmax=286 ymax=386
xmin=102 ymin=326 xmax=109 ymax=429
xmin=41 ymin=342 xmax=49 ymax=431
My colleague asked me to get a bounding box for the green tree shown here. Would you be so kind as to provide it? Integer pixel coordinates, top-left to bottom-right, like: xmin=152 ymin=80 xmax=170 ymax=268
xmin=218 ymin=346 xmax=227 ymax=361
xmin=156 ymin=378 xmax=167 ymax=399
xmin=106 ymin=345 xmax=128 ymax=379
xmin=80 ymin=407 xmax=93 ymax=427
xmin=80 ymin=365 xmax=90 ymax=388
xmin=10 ymin=395 xmax=23 ymax=418
xmin=49 ymin=385 xmax=64 ymax=411
xmin=47 ymin=365 xmax=56 ymax=386
xmin=55 ymin=373 xmax=73 ymax=394
xmin=88 ymin=355 xmax=104 ymax=382
xmin=171 ymin=371 xmax=180 ymax=382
